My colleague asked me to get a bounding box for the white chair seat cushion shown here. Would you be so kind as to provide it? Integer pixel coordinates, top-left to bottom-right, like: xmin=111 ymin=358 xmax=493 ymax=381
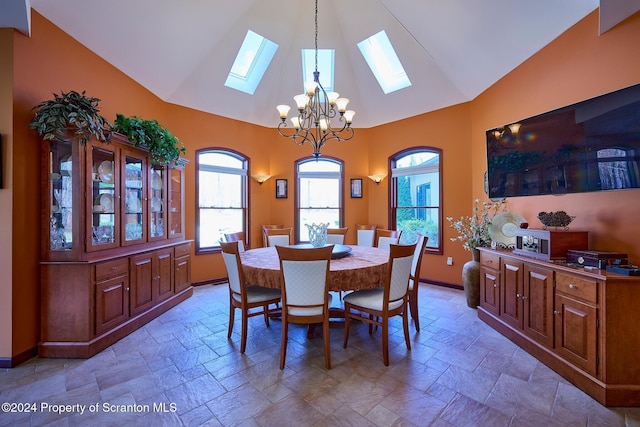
xmin=233 ymin=285 xmax=281 ymax=304
xmin=343 ymin=287 xmax=403 ymax=311
xmin=288 ymin=293 xmax=332 ymax=316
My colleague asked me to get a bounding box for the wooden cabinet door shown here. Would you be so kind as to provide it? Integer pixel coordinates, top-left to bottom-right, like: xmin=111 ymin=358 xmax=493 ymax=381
xmin=130 ymin=253 xmax=155 ymax=315
xmin=95 ymin=275 xmax=129 ymax=335
xmin=480 ymin=266 xmax=500 ymax=316
xmin=175 ymin=255 xmax=191 ymax=293
xmin=156 ymin=248 xmax=174 ymax=303
xmin=501 ymin=260 xmax=524 ymax=329
xmin=523 ymin=264 xmax=554 ymax=348
xmin=554 ymin=293 xmax=597 ymax=376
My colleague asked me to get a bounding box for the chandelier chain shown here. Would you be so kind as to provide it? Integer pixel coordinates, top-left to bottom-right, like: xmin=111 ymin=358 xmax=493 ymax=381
xmin=314 ymin=0 xmax=318 ymax=72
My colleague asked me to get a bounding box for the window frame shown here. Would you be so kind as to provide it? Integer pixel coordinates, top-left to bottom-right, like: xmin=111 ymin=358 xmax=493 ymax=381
xmin=389 ymin=146 xmax=443 ymax=254
xmin=195 ymin=147 xmax=250 ymax=255
xmin=294 ymin=156 xmax=345 ymax=243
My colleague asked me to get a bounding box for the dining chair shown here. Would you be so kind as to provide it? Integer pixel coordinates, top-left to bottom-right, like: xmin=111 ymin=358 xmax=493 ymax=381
xmin=261 ymin=224 xmax=283 ymax=247
xmin=356 ymin=224 xmax=377 ymax=247
xmin=276 ymin=244 xmax=334 ymax=370
xmin=224 ymin=231 xmax=246 ymax=252
xmin=408 ymin=233 xmax=429 ymax=332
xmin=220 ymin=241 xmax=281 ymax=354
xmin=265 ymin=227 xmax=293 ymax=247
xmin=326 ymin=227 xmax=349 ymax=245
xmin=375 ymin=228 xmax=402 ymax=250
xmin=343 ymin=243 xmax=417 ymax=366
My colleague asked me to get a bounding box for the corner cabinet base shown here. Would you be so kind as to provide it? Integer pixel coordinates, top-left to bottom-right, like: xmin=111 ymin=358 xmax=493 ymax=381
xmin=40 ymin=287 xmax=192 ymax=359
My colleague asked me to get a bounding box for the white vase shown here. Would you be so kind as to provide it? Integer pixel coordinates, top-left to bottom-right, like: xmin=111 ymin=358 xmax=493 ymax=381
xmin=305 ymin=223 xmax=328 ymax=247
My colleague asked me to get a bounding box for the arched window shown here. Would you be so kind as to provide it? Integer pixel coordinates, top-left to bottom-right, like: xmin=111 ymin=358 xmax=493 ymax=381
xmin=295 ymin=157 xmax=344 ymax=242
xmin=196 ymin=149 xmax=248 ymax=253
xmin=390 ymin=147 xmax=442 ymax=253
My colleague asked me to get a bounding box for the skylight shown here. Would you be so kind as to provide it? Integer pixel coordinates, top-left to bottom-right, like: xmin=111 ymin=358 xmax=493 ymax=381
xmin=225 ymin=30 xmax=278 ymax=95
xmin=357 ymin=30 xmax=411 ymax=94
xmin=302 ymin=49 xmax=335 ymax=93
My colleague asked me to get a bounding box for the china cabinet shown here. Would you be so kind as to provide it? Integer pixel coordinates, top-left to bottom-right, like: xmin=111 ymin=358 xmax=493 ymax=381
xmin=478 ymin=248 xmax=640 ymax=406
xmin=40 ymin=133 xmax=192 ymax=358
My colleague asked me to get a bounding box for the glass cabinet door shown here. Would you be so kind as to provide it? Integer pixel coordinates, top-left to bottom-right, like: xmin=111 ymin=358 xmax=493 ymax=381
xmin=48 ymin=140 xmax=74 ymax=252
xmin=148 ymin=164 xmax=166 ymax=241
xmin=122 ymin=151 xmax=146 ymax=246
xmin=87 ymin=144 xmax=119 ymax=251
xmin=168 ymin=167 xmax=184 ymax=238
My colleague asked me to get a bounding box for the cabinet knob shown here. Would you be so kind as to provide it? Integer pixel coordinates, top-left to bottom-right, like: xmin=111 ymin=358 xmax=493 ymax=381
xmin=522 ymin=295 xmax=528 ymax=300
xmin=112 ymin=267 xmax=117 ymax=271
xmin=568 ymin=284 xmax=576 ymax=289
xmin=493 ymin=283 xmax=497 ymax=288
xmin=516 ymin=293 xmax=521 ymax=297
xmin=553 ymin=310 xmax=560 ymax=315
xmin=125 ymin=287 xmax=130 ymax=291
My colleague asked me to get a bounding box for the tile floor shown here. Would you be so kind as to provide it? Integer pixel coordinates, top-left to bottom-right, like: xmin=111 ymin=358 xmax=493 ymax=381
xmin=1 ymin=283 xmax=639 ymax=427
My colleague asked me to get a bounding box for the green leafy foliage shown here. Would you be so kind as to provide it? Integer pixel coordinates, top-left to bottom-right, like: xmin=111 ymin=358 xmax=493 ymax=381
xmin=113 ymin=114 xmax=186 ymax=167
xmin=29 ymin=90 xmax=113 ymax=144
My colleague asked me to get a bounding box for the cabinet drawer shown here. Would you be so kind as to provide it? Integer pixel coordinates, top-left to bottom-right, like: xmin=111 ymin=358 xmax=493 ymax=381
xmin=481 ymin=252 xmax=500 ymax=269
xmin=174 ymin=242 xmax=191 ymax=258
xmin=95 ymin=258 xmax=129 ymax=281
xmin=556 ymin=273 xmax=597 ymax=303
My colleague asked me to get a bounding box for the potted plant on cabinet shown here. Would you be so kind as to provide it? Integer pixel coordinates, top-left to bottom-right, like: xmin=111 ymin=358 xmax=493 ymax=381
xmin=113 ymin=114 xmax=186 ymax=167
xmin=29 ymin=90 xmax=113 ymax=144
xmin=447 ymin=199 xmax=504 ymax=308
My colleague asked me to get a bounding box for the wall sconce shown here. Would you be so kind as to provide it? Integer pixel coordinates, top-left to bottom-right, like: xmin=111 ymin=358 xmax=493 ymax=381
xmin=367 ymin=174 xmax=386 ymax=184
xmin=251 ymin=174 xmax=271 ymax=185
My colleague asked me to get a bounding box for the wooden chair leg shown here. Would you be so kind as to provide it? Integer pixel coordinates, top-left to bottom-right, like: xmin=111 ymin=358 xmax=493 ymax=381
xmin=382 ymin=317 xmax=389 ymax=366
xmin=323 ymin=317 xmax=331 ymax=369
xmin=280 ymin=317 xmax=289 ymax=370
xmin=343 ymin=306 xmax=351 ymax=348
xmin=240 ymin=309 xmax=249 ymax=354
xmin=410 ymin=289 xmax=420 ymax=332
xmin=403 ymin=308 xmax=411 ymax=351
xmin=263 ymin=303 xmax=270 ymax=327
xmin=227 ymin=302 xmax=235 ymax=340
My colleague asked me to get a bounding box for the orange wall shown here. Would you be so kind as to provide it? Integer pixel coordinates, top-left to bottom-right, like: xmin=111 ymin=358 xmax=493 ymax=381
xmin=472 ymin=10 xmax=640 ymax=261
xmin=5 ymin=9 xmax=640 ymax=360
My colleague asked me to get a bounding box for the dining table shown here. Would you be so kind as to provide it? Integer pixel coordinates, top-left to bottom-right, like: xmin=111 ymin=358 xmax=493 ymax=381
xmin=240 ymin=245 xmax=390 ymax=292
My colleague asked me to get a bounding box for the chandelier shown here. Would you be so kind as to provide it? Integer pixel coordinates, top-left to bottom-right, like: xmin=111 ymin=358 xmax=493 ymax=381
xmin=276 ymin=0 xmax=355 ymax=159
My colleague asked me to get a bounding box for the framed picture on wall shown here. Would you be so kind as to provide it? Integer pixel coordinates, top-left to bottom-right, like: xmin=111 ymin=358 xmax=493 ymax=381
xmin=276 ymin=179 xmax=288 ymax=198
xmin=350 ymin=178 xmax=363 ymax=198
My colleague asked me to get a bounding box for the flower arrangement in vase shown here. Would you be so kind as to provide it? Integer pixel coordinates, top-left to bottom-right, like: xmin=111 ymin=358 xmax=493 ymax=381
xmin=446 ymin=199 xmax=505 ymax=251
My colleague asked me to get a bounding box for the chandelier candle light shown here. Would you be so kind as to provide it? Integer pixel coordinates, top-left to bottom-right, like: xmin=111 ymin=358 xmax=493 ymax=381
xmin=276 ymin=0 xmax=355 ymax=159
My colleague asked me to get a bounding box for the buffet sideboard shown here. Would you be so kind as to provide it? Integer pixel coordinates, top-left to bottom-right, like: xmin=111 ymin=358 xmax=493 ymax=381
xmin=478 ymin=248 xmax=640 ymax=406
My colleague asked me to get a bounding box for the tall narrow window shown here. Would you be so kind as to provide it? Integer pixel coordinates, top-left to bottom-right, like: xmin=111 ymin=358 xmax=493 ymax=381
xmin=296 ymin=157 xmax=344 ymax=242
xmin=196 ymin=149 xmax=248 ymax=253
xmin=390 ymin=148 xmax=442 ymax=252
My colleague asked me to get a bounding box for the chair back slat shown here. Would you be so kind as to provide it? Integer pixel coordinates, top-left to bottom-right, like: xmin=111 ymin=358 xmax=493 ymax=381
xmin=410 ymin=233 xmax=428 ymax=285
xmin=281 ymin=259 xmax=330 ymax=315
xmin=388 ymin=252 xmax=414 ymax=302
xmin=377 ymin=236 xmax=398 ymax=251
xmin=357 ymin=229 xmax=375 ymax=247
xmin=268 ymin=234 xmax=290 ymax=247
xmin=326 ymin=227 xmax=348 ymax=245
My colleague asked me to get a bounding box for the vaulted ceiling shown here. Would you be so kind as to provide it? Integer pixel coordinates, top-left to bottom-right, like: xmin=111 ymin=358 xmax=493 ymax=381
xmin=3 ymin=1 xmax=638 ymax=128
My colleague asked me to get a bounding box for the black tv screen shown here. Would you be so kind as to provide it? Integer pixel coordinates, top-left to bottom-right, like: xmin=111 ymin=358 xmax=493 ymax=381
xmin=486 ymin=83 xmax=640 ymax=199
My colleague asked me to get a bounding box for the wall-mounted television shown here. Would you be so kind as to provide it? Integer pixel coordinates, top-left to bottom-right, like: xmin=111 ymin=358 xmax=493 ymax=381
xmin=486 ymin=83 xmax=640 ymax=199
